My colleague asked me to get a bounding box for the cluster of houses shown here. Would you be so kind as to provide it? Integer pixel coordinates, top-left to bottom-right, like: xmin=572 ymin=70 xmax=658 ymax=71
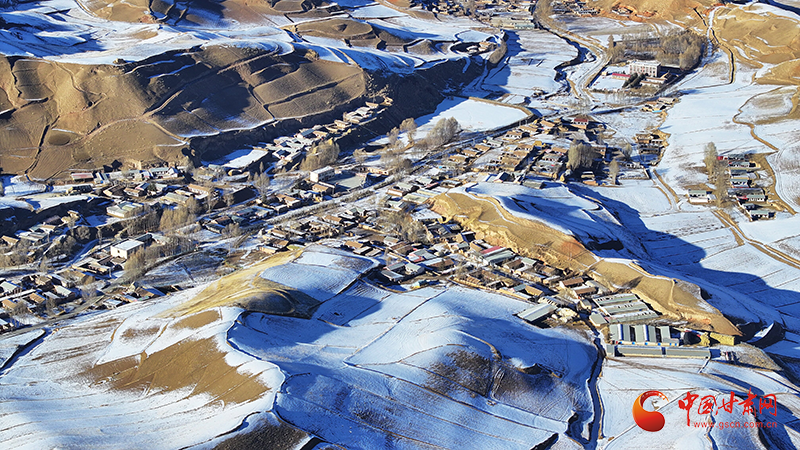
xmin=72 ymin=234 xmax=155 ymax=278
xmin=66 ymin=165 xmax=245 ymax=225
xmin=605 ymin=323 xmax=712 ymax=358
xmin=0 ymin=231 xmax=174 ymax=332
xmin=383 ymin=174 xmax=462 ymax=212
xmin=69 ymin=164 xmax=282 ymax=229
xmin=98 ymin=284 xmax=164 ymax=309
xmin=722 ymin=154 xmax=774 ymax=220
xmin=445 ymin=116 xmax=609 ymax=184
xmin=413 ymin=0 xmax=472 ymax=16
xmin=260 ymin=100 xmax=389 ymax=173
xmin=103 ymin=182 xmax=229 ymax=219
xmin=202 ymin=204 xmax=273 ymax=235
xmin=691 ymin=153 xmax=774 ymax=220
xmin=488 ymin=17 xmax=538 ymax=30
xmin=588 ymin=294 xmax=722 ymax=359
xmin=551 ymin=0 xmax=599 ymax=16
xmin=70 ymin=165 xmax=182 ymax=186
xmin=256 ymin=207 xmax=377 ymax=254
xmin=1 ymin=211 xmax=80 ymax=249
xmin=641 ymin=96 xmax=678 ymax=113
xmin=304 ymin=166 xmax=374 ymax=196
xmin=473 ymin=0 xmax=534 ymax=16
xmin=245 ymin=167 xmax=379 ymax=221
xmin=0 ymin=274 xmax=79 ymax=330
xmin=605 ymin=322 xmax=713 ymax=358
xmin=633 ymin=132 xmax=666 ymax=158
xmin=418 ymin=0 xmax=536 ymax=18
xmin=609 ymin=61 xmax=671 ymax=86
xmin=597 ymin=61 xmax=672 ymax=92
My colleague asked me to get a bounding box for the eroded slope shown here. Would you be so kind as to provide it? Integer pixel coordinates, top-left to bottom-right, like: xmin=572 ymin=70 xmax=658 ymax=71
xmin=0 ymin=46 xmax=365 ymax=178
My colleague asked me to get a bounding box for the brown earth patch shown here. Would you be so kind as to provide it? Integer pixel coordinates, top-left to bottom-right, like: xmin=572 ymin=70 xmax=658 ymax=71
xmin=86 ymin=335 xmax=272 ymax=404
xmin=712 ymin=5 xmax=800 ymax=79
xmin=290 ymin=18 xmax=412 ymax=47
xmin=430 ymin=191 xmax=739 ymax=335
xmin=589 ymin=0 xmax=716 ymax=23
xmin=170 ymin=249 xmax=320 ymax=318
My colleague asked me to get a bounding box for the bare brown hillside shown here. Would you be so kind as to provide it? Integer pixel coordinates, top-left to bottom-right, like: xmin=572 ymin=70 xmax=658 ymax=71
xmin=290 ymin=18 xmax=413 ymax=48
xmin=713 ymin=5 xmax=800 ymax=85
xmin=588 ymin=0 xmax=717 ymax=23
xmin=0 ymin=46 xmax=367 ymax=179
xmin=82 ymin=0 xmax=339 ymax=26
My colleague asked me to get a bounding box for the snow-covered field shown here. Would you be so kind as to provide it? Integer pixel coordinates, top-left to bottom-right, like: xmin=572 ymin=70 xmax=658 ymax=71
xmin=206 ymin=148 xmax=268 ymax=170
xmin=1 ymin=176 xmax=47 ymax=197
xmin=415 ymin=97 xmax=530 ymax=134
xmin=658 ymin=62 xmax=776 ymax=193
xmin=598 ymin=357 xmax=800 ymax=449
xmin=0 ymin=247 xmax=599 ymax=448
xmin=0 ymin=289 xmax=285 ymax=450
xmin=464 ymin=30 xmax=577 ymax=101
xmin=232 ymin=281 xmax=597 ymax=448
xmin=0 ymin=0 xmax=500 ymax=73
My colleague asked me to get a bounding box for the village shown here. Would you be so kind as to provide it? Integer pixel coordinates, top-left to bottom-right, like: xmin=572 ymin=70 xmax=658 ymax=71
xmin=0 ymin=105 xmax=757 ymax=362
xmin=0 ymin=45 xmax=778 ymax=365
xmin=687 ymin=152 xmax=778 ymax=221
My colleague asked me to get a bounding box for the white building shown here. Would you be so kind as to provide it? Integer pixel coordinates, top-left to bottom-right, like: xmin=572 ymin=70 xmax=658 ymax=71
xmin=629 ymin=60 xmax=660 ymax=77
xmin=107 ymin=201 xmax=144 ymax=219
xmin=110 ymin=240 xmax=144 ymax=260
xmin=309 ymin=166 xmax=335 ymax=183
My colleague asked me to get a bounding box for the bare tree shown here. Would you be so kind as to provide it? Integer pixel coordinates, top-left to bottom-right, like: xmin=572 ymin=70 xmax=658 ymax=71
xmin=124 ymin=251 xmax=147 ymax=281
xmin=186 ymin=197 xmax=201 ymax=215
xmin=223 ymin=223 xmax=242 ymax=239
xmin=533 ymin=0 xmax=554 ymax=26
xmin=607 ymin=35 xmax=625 ymax=63
xmin=387 ymin=127 xmax=400 ymax=149
xmin=78 ymin=277 xmax=96 ymax=302
xmin=39 ymin=256 xmax=51 ymax=274
xmin=609 ymin=160 xmax=620 ymax=185
xmin=10 ymin=300 xmax=28 ymax=317
xmin=353 ymin=147 xmax=368 ymax=164
xmin=224 ymin=191 xmax=235 ymax=208
xmin=65 ymin=215 xmax=77 ymax=231
xmin=704 ymin=142 xmax=718 ymax=177
xmin=464 ymin=0 xmax=475 ymax=15
xmin=621 ymin=142 xmax=633 ymax=160
xmin=45 ymin=296 xmax=58 ymax=316
xmin=253 ymin=172 xmax=271 ymax=197
xmin=426 ymin=117 xmax=460 ymax=149
xmin=567 ymin=141 xmax=595 ymax=171
xmin=379 ymin=211 xmax=429 ymax=244
xmin=300 ymin=140 xmax=340 ymax=171
xmin=714 ymin=170 xmax=729 ymax=207
xmin=160 ymin=206 xmax=195 ymax=231
xmin=400 ymin=118 xmax=417 ymax=144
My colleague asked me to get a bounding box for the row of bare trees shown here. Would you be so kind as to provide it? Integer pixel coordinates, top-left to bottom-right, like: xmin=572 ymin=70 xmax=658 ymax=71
xmin=704 ymin=142 xmax=728 ymax=206
xmin=607 ymin=30 xmax=705 ymax=71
